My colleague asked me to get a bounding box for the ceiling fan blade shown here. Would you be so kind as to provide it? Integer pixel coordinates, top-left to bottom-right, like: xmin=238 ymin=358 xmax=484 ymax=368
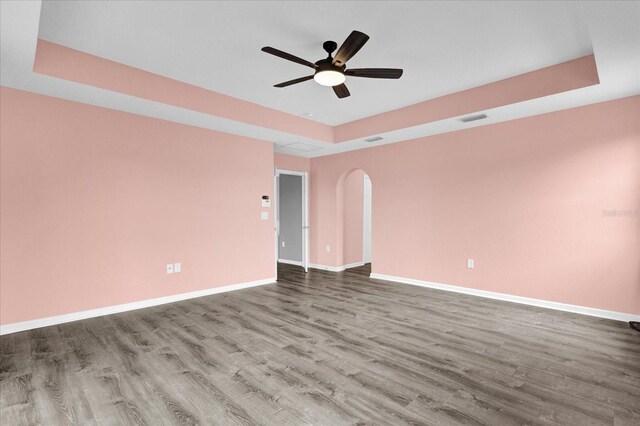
xmin=262 ymin=47 xmax=317 ymax=69
xmin=274 ymin=75 xmax=314 ymax=88
xmin=333 ymin=31 xmax=370 ymax=67
xmin=345 ymin=68 xmax=403 ymax=79
xmin=332 ymin=83 xmax=350 ymax=99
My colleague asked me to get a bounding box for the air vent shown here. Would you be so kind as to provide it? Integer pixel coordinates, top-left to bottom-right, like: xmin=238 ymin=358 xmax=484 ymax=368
xmin=460 ymin=113 xmax=487 ymax=123
xmin=364 ymin=136 xmax=384 ymax=143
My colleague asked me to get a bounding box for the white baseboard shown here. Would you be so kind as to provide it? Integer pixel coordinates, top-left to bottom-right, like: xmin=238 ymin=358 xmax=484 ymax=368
xmin=309 ymin=263 xmax=344 ymax=272
xmin=277 ymin=259 xmax=303 ymax=267
xmin=0 ymin=277 xmax=276 ymax=336
xmin=344 ymin=261 xmax=366 ymax=270
xmin=370 ymin=273 xmax=640 ymax=323
xmin=309 ymin=261 xmax=365 ymax=272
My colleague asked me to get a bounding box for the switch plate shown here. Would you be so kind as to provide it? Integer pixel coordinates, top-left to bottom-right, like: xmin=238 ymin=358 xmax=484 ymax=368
xmin=326 ymin=245 xmax=331 ymax=253
xmin=166 ymin=264 xmax=174 ymax=274
xmin=467 ymin=259 xmax=474 ymax=269
xmin=282 ymin=241 xmax=285 ymax=247
xmin=261 ymin=211 xmax=269 ymax=220
xmin=174 ymin=262 xmax=181 ymax=273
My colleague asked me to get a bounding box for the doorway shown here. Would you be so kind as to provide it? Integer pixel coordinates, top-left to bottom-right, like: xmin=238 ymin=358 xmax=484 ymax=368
xmin=275 ymin=169 xmax=309 ymax=275
xmin=363 ymin=175 xmax=372 ymax=264
xmin=340 ymin=169 xmax=372 ymax=269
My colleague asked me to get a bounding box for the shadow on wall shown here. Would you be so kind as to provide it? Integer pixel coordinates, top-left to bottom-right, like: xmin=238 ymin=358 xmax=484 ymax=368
xmin=337 ymin=169 xmax=372 ymax=268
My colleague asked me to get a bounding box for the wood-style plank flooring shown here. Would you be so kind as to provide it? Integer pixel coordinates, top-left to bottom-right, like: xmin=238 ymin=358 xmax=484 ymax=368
xmin=1 ymin=263 xmax=639 ymax=425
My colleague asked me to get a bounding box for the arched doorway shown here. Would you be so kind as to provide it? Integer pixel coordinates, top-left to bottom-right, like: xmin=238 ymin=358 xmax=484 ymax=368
xmin=337 ymin=169 xmax=372 ymax=270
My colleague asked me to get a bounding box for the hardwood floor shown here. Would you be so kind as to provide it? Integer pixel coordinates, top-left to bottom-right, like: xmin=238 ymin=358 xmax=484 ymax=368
xmin=1 ymin=263 xmax=639 ymax=425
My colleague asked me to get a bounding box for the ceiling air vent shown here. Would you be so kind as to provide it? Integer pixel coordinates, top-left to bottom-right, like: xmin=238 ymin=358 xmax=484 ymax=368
xmin=460 ymin=113 xmax=487 ymax=123
xmin=364 ymin=136 xmax=384 ymax=143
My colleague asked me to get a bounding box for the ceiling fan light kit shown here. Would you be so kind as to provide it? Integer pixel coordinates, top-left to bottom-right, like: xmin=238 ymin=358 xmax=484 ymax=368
xmin=262 ymin=30 xmax=403 ymax=99
xmin=314 ymin=69 xmax=346 ymax=87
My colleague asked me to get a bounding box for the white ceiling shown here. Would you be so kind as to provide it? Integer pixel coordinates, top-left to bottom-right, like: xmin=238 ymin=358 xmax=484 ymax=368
xmin=1 ymin=1 xmax=639 ymax=158
xmin=37 ymin=0 xmax=594 ymax=126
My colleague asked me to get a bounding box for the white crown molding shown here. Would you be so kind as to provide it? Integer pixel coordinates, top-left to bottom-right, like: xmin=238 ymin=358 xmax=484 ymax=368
xmin=0 ymin=277 xmax=276 ymax=335
xmin=370 ymin=273 xmax=640 ymax=322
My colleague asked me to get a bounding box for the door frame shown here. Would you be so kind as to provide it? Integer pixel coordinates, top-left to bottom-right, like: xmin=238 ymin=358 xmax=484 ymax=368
xmin=275 ymin=169 xmax=309 ymax=274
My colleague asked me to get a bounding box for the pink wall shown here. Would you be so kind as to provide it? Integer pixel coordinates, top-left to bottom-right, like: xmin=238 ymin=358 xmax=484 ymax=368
xmin=0 ymin=87 xmax=275 ymax=325
xmin=310 ymin=96 xmax=640 ymax=315
xmin=342 ymin=170 xmax=366 ymax=265
xmin=2 ymin=86 xmax=638 ymax=324
xmin=274 ymin=153 xmax=310 ymax=173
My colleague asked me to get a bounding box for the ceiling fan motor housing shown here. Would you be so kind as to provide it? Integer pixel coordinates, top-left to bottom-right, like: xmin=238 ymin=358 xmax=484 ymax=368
xmin=315 ymin=58 xmax=346 ymax=74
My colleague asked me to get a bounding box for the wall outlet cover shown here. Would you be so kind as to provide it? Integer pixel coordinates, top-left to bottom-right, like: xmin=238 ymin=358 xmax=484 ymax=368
xmin=174 ymin=262 xmax=181 ymax=273
xmin=467 ymin=259 xmax=474 ymax=269
xmin=261 ymin=211 xmax=269 ymax=220
xmin=166 ymin=264 xmax=174 ymax=274
xmin=326 ymin=245 xmax=331 ymax=252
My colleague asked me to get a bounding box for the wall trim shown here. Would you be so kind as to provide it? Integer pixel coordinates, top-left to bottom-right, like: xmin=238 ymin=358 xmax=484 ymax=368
xmin=370 ymin=273 xmax=640 ymax=322
xmin=344 ymin=261 xmax=366 ymax=270
xmin=309 ymin=262 xmax=365 ymax=272
xmin=278 ymin=259 xmax=303 ymax=267
xmin=309 ymin=263 xmax=344 ymax=272
xmin=0 ymin=277 xmax=276 ymax=336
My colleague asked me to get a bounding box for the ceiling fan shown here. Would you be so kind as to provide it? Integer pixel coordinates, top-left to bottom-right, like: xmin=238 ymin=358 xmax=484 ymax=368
xmin=261 ymin=30 xmax=403 ymax=99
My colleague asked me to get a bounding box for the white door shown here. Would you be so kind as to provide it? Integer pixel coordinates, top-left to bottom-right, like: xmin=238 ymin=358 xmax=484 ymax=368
xmin=363 ymin=175 xmax=372 ymax=263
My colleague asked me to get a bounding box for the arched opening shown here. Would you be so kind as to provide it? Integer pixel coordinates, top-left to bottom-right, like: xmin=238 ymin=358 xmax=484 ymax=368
xmin=337 ymin=169 xmax=372 ymax=271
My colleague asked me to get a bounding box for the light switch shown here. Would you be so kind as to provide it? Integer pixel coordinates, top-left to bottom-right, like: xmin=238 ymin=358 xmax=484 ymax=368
xmin=261 ymin=211 xmax=269 ymax=220
xmin=166 ymin=264 xmax=174 ymax=274
xmin=174 ymin=262 xmax=181 ymax=273
xmin=282 ymin=241 xmax=285 ymax=247
xmin=467 ymin=259 xmax=474 ymax=269
xmin=325 ymin=245 xmax=331 ymax=253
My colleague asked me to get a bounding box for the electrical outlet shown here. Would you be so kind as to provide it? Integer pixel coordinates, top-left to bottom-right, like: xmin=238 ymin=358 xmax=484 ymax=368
xmin=467 ymin=259 xmax=474 ymax=269
xmin=166 ymin=263 xmax=174 ymax=274
xmin=325 ymin=245 xmax=331 ymax=253
xmin=261 ymin=211 xmax=269 ymax=220
xmin=174 ymin=262 xmax=181 ymax=273
xmin=282 ymin=241 xmax=285 ymax=247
